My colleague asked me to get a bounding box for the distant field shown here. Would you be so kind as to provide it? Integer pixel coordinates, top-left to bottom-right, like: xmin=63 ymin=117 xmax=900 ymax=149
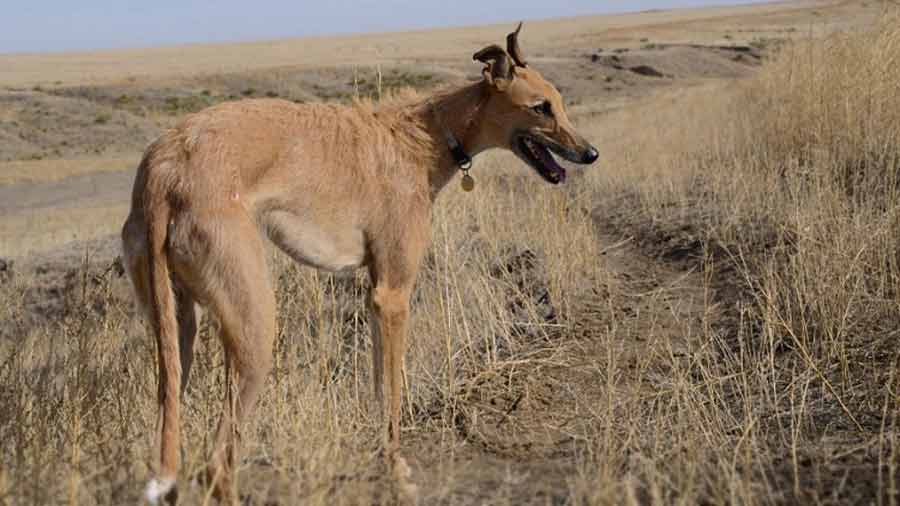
xmin=0 ymin=1 xmax=863 ymax=88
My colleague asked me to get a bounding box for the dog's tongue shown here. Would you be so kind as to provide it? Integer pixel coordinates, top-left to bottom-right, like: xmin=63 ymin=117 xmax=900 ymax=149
xmin=537 ymin=145 xmax=566 ymax=182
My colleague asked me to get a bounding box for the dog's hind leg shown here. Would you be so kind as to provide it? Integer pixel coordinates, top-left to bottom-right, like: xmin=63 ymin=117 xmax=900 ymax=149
xmin=167 ymin=209 xmax=275 ymax=505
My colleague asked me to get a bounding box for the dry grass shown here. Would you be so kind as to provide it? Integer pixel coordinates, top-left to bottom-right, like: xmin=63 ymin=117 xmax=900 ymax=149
xmin=0 ymin=158 xmax=615 ymax=504
xmin=586 ymin=9 xmax=900 ymax=504
xmin=2 ymin=6 xmax=900 ymax=506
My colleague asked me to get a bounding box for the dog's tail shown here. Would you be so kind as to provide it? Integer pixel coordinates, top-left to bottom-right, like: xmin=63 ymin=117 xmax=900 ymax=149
xmin=136 ymin=145 xmax=181 ymax=504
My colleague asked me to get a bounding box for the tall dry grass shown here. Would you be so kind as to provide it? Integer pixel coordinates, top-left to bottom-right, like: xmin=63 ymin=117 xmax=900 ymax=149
xmin=584 ymin=9 xmax=900 ymax=504
xmin=2 ymin=11 xmax=900 ymax=506
xmin=0 ymin=155 xmax=614 ymax=504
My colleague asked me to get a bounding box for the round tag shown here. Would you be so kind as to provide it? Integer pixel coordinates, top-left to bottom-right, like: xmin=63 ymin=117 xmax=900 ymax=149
xmin=461 ymin=174 xmax=475 ymax=192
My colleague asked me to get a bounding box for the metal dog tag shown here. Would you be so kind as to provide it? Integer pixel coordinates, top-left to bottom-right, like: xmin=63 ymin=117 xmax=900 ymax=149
xmin=461 ymin=174 xmax=475 ymax=192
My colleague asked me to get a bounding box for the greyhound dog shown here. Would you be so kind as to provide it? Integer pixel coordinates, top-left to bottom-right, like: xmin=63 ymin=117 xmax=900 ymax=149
xmin=122 ymin=23 xmax=598 ymax=504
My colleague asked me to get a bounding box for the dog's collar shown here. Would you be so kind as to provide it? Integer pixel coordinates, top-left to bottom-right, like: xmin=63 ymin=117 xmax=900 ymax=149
xmin=444 ymin=129 xmax=473 ymax=170
xmin=430 ymin=102 xmax=472 ymax=170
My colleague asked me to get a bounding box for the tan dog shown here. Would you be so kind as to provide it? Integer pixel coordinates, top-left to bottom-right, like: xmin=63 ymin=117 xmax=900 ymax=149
xmin=122 ymin=23 xmax=598 ymax=504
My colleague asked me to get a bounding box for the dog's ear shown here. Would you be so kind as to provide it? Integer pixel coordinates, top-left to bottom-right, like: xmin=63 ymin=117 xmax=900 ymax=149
xmin=507 ymin=22 xmax=527 ymax=68
xmin=473 ymin=44 xmax=513 ymax=91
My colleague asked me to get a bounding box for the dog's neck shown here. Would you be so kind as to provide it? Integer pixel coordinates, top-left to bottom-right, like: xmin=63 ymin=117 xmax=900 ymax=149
xmin=417 ymin=81 xmax=492 ymax=196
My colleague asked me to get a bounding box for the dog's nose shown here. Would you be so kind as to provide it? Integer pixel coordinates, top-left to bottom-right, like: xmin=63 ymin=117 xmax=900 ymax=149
xmin=582 ymin=146 xmax=599 ymax=164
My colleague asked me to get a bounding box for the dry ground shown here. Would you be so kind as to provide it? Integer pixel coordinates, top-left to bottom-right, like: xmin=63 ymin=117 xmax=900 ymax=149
xmin=1 ymin=1 xmax=898 ymax=505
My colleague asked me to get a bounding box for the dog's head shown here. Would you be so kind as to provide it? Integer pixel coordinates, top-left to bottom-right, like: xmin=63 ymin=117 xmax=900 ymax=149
xmin=473 ymin=23 xmax=598 ymax=184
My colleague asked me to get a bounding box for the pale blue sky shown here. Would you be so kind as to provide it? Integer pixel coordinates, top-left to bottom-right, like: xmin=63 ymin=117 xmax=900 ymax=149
xmin=2 ymin=1 xmax=769 ymax=54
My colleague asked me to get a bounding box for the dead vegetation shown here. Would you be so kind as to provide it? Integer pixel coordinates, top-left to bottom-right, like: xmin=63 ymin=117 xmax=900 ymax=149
xmin=0 ymin=170 xmax=616 ymax=504
xmin=588 ymin=10 xmax=900 ymax=504
xmin=1 ymin=3 xmax=899 ymax=505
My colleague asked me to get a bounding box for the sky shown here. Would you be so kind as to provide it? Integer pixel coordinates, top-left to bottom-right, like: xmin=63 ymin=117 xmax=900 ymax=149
xmin=2 ymin=1 xmax=771 ymax=54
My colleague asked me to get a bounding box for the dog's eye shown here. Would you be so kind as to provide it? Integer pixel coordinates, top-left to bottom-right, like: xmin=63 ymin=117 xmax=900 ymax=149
xmin=531 ymin=101 xmax=553 ymax=117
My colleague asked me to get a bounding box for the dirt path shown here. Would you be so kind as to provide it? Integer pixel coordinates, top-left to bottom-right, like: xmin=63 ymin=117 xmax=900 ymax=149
xmin=0 ymin=170 xmax=133 ymax=259
xmin=406 ymin=231 xmax=714 ymax=504
xmin=0 ymin=169 xmax=134 ymax=215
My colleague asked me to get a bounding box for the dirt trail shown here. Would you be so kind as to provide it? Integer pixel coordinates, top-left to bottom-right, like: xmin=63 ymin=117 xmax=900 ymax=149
xmin=0 ymin=169 xmax=133 ymax=215
xmin=0 ymin=170 xmax=133 ymax=260
xmin=404 ymin=231 xmax=714 ymax=504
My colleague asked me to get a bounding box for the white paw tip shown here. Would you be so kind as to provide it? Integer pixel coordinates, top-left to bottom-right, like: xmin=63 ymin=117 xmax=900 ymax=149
xmin=144 ymin=477 xmax=175 ymax=504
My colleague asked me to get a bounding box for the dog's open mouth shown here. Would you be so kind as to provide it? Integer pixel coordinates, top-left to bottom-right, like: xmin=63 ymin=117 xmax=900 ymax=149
xmin=515 ymin=134 xmax=568 ymax=184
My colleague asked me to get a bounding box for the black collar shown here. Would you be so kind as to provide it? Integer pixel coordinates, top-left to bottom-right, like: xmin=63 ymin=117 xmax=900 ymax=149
xmin=444 ymin=129 xmax=472 ymax=170
xmin=430 ymin=101 xmax=476 ymax=171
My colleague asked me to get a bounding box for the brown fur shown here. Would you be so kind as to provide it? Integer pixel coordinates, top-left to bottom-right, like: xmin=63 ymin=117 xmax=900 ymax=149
xmin=122 ymin=28 xmax=597 ymax=504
